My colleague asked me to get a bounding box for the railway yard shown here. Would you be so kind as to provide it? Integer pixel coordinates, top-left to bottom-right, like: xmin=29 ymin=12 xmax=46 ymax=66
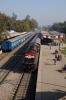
xmin=0 ymin=33 xmax=66 ymax=100
xmin=0 ymin=1 xmax=66 ymax=100
xmin=0 ymin=33 xmax=38 ymax=100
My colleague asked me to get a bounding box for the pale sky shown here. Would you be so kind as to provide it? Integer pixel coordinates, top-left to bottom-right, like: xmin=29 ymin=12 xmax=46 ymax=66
xmin=0 ymin=0 xmax=66 ymax=26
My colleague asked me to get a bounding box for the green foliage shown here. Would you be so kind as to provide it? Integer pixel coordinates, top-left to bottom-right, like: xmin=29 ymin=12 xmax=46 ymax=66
xmin=0 ymin=13 xmax=38 ymax=36
xmin=52 ymin=23 xmax=61 ymax=31
xmin=62 ymin=39 xmax=66 ymax=43
xmin=0 ymin=13 xmax=14 ymax=34
xmin=29 ymin=18 xmax=38 ymax=30
xmin=14 ymin=15 xmax=38 ymax=32
xmin=25 ymin=15 xmax=30 ymax=21
xmin=21 ymin=20 xmax=30 ymax=32
xmin=25 ymin=15 xmax=38 ymax=30
xmin=14 ymin=20 xmax=30 ymax=32
xmin=12 ymin=12 xmax=17 ymax=21
xmin=61 ymin=47 xmax=66 ymax=56
xmin=51 ymin=21 xmax=66 ymax=33
xmin=0 ymin=13 xmax=7 ymax=33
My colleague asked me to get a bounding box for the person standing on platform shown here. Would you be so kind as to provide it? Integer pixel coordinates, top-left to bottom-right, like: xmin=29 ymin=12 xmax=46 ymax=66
xmin=54 ymin=59 xmax=57 ymax=65
xmin=50 ymin=43 xmax=51 ymax=49
xmin=59 ymin=54 xmax=62 ymax=61
xmin=55 ymin=54 xmax=57 ymax=59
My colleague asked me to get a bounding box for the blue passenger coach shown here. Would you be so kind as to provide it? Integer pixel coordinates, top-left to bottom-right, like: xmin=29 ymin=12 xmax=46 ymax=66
xmin=2 ymin=32 xmax=32 ymax=52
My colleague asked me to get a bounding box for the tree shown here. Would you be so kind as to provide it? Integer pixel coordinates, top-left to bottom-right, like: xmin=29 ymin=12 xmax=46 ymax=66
xmin=14 ymin=20 xmax=30 ymax=32
xmin=25 ymin=15 xmax=38 ymax=30
xmin=29 ymin=18 xmax=38 ymax=30
xmin=51 ymin=21 xmax=66 ymax=34
xmin=21 ymin=20 xmax=30 ymax=32
xmin=52 ymin=23 xmax=61 ymax=31
xmin=0 ymin=13 xmax=7 ymax=33
xmin=12 ymin=12 xmax=17 ymax=21
xmin=25 ymin=15 xmax=30 ymax=21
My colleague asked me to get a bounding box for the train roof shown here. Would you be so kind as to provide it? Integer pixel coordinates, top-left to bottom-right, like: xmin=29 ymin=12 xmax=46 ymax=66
xmin=3 ymin=32 xmax=32 ymax=43
xmin=35 ymin=38 xmax=41 ymax=45
xmin=30 ymin=33 xmax=40 ymax=44
xmin=5 ymin=34 xmax=25 ymax=42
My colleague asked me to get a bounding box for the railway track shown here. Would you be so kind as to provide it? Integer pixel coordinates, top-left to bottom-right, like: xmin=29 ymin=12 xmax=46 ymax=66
xmin=12 ymin=72 xmax=31 ymax=100
xmin=0 ymin=33 xmax=38 ymax=100
xmin=13 ymin=71 xmax=37 ymax=100
xmin=0 ymin=55 xmax=22 ymax=84
xmin=0 ymin=36 xmax=32 ymax=84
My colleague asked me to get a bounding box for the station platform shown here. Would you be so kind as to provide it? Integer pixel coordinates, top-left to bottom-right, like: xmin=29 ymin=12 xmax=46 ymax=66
xmin=35 ymin=45 xmax=66 ymax=100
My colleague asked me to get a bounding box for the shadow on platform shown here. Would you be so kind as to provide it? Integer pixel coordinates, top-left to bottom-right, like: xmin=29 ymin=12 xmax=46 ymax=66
xmin=56 ymin=70 xmax=62 ymax=73
xmin=35 ymin=89 xmax=66 ymax=100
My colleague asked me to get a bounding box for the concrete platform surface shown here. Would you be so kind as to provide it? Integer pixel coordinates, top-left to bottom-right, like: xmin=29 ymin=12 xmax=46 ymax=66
xmin=35 ymin=45 xmax=66 ymax=100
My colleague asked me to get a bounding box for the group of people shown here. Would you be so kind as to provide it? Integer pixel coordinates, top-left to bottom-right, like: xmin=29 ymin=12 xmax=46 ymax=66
xmin=54 ymin=49 xmax=62 ymax=65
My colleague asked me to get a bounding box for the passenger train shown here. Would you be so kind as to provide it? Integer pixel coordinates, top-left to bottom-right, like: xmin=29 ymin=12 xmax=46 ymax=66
xmin=23 ymin=33 xmax=41 ymax=72
xmin=7 ymin=31 xmax=26 ymax=39
xmin=1 ymin=32 xmax=32 ymax=52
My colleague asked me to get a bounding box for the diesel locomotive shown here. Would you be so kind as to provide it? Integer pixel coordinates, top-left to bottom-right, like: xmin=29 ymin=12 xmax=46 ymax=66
xmin=23 ymin=33 xmax=41 ymax=72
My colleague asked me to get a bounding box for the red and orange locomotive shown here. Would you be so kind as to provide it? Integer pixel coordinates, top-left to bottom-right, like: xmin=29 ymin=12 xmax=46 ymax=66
xmin=23 ymin=33 xmax=41 ymax=71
